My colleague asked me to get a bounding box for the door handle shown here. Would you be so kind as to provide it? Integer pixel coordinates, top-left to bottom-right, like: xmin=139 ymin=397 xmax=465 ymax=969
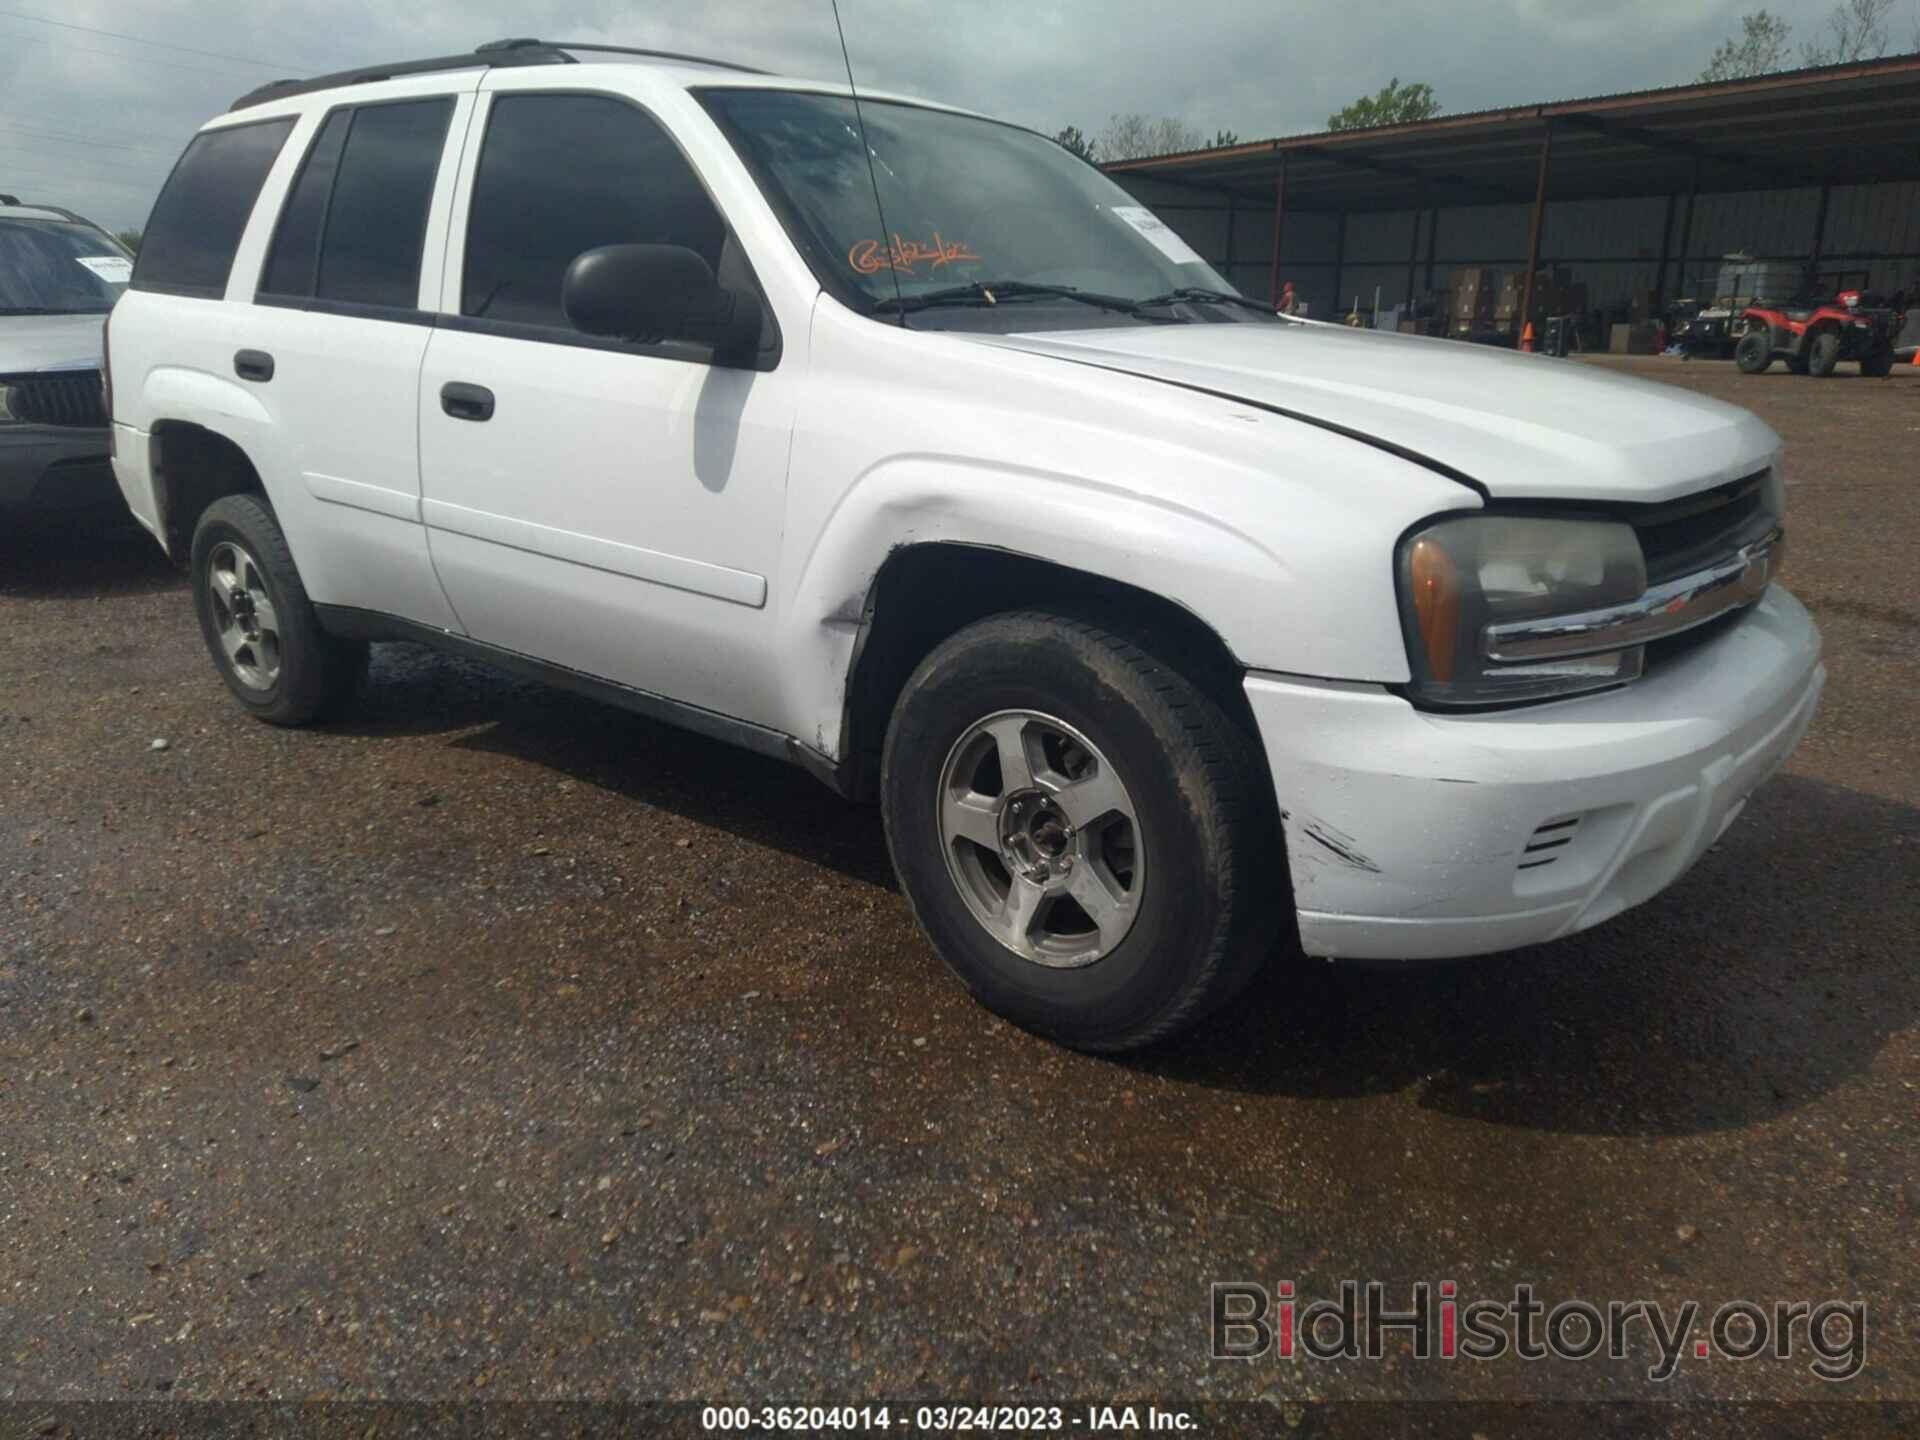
xmin=234 ymin=349 xmax=274 ymax=382
xmin=440 ymin=382 xmax=495 ymax=422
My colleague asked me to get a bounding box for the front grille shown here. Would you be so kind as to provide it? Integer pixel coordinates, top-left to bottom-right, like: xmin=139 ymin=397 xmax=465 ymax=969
xmin=1629 ymin=470 xmax=1774 ymax=584
xmin=2 ymin=370 xmax=108 ymax=429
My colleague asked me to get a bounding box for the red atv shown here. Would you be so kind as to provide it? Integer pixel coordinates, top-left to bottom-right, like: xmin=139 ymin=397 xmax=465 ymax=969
xmin=1735 ymin=290 xmax=1899 ymax=377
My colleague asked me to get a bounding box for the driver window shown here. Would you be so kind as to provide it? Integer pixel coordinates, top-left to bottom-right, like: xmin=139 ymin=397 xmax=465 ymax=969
xmin=462 ymin=93 xmax=728 ymax=331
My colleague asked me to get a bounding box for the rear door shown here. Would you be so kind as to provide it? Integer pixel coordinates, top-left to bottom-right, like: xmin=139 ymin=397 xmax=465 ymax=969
xmin=237 ymin=81 xmax=475 ymax=630
xmin=416 ymin=77 xmax=799 ymax=728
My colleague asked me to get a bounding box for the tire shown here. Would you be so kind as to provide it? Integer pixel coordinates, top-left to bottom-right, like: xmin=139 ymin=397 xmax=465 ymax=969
xmin=189 ymin=493 xmax=365 ymax=725
xmin=881 ymin=610 xmax=1285 ymax=1053
xmin=1807 ymin=328 xmax=1841 ymax=377
xmin=1787 ymin=351 xmax=1810 ymax=376
xmin=1861 ymin=342 xmax=1895 ymax=378
xmin=1734 ymin=331 xmax=1772 ymax=374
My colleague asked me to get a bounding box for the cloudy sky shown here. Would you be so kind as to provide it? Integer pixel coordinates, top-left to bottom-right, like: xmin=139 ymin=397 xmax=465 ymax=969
xmin=1 ymin=0 xmax=1911 ymax=233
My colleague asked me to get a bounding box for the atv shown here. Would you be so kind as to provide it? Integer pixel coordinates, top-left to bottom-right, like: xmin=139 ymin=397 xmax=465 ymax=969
xmin=1735 ymin=290 xmax=1898 ymax=377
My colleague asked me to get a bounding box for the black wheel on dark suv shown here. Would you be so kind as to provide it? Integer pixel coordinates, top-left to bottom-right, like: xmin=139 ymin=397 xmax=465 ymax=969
xmin=189 ymin=493 xmax=365 ymax=725
xmin=881 ymin=610 xmax=1285 ymax=1053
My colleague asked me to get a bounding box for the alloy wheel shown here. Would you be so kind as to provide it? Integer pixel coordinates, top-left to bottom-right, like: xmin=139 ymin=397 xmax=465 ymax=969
xmin=936 ymin=709 xmax=1145 ymax=968
xmin=205 ymin=540 xmax=282 ymax=691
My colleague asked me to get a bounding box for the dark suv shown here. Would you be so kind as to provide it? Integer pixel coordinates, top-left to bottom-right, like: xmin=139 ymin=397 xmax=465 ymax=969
xmin=0 ymin=196 xmax=131 ymax=516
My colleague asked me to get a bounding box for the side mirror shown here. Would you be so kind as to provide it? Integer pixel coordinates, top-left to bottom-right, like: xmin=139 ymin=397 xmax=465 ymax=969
xmin=561 ymin=243 xmax=762 ymax=365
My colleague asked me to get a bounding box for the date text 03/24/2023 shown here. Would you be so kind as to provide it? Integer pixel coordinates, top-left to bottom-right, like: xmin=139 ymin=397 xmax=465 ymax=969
xmin=698 ymin=1405 xmax=1199 ymax=1432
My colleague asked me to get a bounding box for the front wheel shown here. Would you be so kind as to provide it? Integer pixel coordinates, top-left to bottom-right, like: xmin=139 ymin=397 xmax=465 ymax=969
xmin=1807 ymin=328 xmax=1841 ymax=377
xmin=1734 ymin=331 xmax=1772 ymax=374
xmin=881 ymin=611 xmax=1285 ymax=1052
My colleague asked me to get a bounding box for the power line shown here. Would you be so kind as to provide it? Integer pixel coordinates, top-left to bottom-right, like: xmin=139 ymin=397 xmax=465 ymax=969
xmin=0 ymin=120 xmax=183 ymax=158
xmin=0 ymin=101 xmax=204 ymax=145
xmin=0 ymin=138 xmax=173 ymax=176
xmin=0 ymin=165 xmax=161 ymax=197
xmin=0 ymin=6 xmax=312 ymax=72
xmin=0 ymin=27 xmax=267 ymax=82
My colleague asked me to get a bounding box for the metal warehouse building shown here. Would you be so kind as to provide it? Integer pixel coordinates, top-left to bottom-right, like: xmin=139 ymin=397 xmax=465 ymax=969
xmin=1105 ymin=53 xmax=1920 ymax=329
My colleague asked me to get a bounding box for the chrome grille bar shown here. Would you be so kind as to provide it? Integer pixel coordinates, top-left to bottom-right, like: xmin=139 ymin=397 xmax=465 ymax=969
xmin=1483 ymin=527 xmax=1783 ymax=664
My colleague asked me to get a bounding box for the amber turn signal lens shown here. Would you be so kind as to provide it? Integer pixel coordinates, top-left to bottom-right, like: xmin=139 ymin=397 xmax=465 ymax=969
xmin=1407 ymin=536 xmax=1460 ymax=683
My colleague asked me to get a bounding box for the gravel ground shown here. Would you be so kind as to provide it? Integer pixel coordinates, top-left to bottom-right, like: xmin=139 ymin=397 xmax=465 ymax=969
xmin=1 ymin=356 xmax=1915 ymax=1411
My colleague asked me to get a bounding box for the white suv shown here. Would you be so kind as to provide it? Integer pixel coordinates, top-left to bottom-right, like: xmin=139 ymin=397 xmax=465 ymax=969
xmin=109 ymin=41 xmax=1823 ymax=1051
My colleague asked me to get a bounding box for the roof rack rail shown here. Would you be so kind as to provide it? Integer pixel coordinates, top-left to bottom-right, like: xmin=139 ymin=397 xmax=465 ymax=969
xmin=230 ymin=42 xmax=572 ymax=111
xmin=540 ymin=42 xmax=767 ymax=74
xmin=0 ymin=196 xmax=93 ymax=226
xmin=230 ymin=38 xmax=763 ymax=111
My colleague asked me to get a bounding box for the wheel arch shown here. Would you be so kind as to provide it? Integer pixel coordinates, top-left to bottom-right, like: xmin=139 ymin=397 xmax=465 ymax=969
xmin=147 ymin=420 xmax=269 ymax=565
xmin=834 ymin=541 xmax=1267 ymax=803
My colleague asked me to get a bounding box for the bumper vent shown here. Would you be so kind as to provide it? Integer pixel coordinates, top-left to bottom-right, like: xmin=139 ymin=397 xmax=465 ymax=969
xmin=1518 ymin=816 xmax=1582 ymax=871
xmin=3 ymin=370 xmax=108 ymax=429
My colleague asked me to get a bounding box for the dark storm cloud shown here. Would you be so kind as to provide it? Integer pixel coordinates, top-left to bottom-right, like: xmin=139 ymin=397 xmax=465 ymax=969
xmin=0 ymin=0 xmax=1898 ymax=231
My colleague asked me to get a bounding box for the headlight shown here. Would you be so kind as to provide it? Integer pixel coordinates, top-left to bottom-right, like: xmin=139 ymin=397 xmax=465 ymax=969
xmin=1397 ymin=514 xmax=1648 ymax=707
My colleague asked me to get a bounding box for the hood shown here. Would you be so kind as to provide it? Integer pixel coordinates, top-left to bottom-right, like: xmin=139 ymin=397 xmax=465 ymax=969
xmin=978 ymin=321 xmax=1778 ymax=504
xmin=0 ymin=312 xmax=107 ymax=375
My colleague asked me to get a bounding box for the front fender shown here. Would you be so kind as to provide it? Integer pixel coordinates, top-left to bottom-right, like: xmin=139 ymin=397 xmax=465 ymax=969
xmin=778 ymin=452 xmax=1409 ymax=763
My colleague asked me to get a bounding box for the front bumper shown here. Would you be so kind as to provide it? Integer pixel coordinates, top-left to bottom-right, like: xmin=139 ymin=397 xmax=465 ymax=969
xmin=1247 ymin=586 xmax=1824 ymax=961
xmin=0 ymin=425 xmax=117 ymax=510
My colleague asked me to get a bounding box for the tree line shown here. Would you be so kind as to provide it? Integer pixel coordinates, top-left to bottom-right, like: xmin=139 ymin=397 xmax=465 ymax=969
xmin=1051 ymin=0 xmax=1912 ymax=165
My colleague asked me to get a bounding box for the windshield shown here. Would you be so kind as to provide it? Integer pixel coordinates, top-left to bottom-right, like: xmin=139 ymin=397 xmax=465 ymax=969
xmin=0 ymin=219 xmax=131 ymax=315
xmin=700 ymin=89 xmax=1260 ymax=329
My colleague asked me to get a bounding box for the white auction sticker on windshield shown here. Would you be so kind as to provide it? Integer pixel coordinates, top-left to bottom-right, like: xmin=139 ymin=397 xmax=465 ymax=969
xmin=76 ymin=255 xmax=133 ymax=283
xmin=1110 ymin=206 xmax=1203 ymax=266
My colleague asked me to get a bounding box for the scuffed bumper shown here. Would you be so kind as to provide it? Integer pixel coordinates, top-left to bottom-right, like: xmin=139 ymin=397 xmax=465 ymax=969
xmin=0 ymin=425 xmax=116 ymax=510
xmin=1247 ymin=586 xmax=1824 ymax=961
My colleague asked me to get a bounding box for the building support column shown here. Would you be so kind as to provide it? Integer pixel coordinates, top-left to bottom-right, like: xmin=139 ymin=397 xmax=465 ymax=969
xmin=1517 ymin=120 xmax=1554 ymax=338
xmin=1675 ymin=158 xmax=1700 ymax=301
xmin=1809 ymin=181 xmax=1833 ymax=276
xmin=1424 ymin=203 xmax=1438 ymax=291
xmin=1331 ymin=211 xmax=1348 ymax=317
xmin=1653 ymin=191 xmax=1677 ymax=307
xmin=1266 ymin=154 xmax=1288 ymax=306
xmin=1404 ymin=201 xmax=1422 ymax=311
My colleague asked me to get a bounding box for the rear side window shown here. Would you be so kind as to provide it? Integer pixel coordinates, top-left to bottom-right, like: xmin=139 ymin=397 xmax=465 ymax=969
xmin=259 ymin=98 xmax=452 ymax=311
xmin=258 ymin=111 xmax=349 ymax=298
xmin=133 ymin=118 xmax=294 ymax=297
xmin=461 ymin=93 xmax=726 ymax=330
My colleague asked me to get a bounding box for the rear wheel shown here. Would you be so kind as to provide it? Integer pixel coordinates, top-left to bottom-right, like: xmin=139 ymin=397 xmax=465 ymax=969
xmin=190 ymin=493 xmax=365 ymax=725
xmin=1861 ymin=342 xmax=1895 ymax=378
xmin=1734 ymin=331 xmax=1772 ymax=374
xmin=881 ymin=611 xmax=1285 ymax=1052
xmin=1807 ymin=328 xmax=1841 ymax=377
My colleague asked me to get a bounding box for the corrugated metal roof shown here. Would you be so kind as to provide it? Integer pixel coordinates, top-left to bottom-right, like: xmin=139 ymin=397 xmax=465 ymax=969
xmin=1105 ymin=53 xmax=1920 ymax=212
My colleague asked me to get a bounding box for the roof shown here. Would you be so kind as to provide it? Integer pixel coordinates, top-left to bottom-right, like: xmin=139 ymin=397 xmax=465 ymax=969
xmin=229 ymin=38 xmax=768 ymax=111
xmin=1104 ymin=52 xmax=1920 ymax=211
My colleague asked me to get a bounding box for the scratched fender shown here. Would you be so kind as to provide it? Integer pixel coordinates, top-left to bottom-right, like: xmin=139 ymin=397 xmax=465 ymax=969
xmin=773 ymin=297 xmax=1476 ymax=762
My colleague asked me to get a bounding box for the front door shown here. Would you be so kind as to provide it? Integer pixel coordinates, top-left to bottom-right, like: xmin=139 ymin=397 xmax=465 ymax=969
xmin=417 ymin=85 xmax=796 ymax=729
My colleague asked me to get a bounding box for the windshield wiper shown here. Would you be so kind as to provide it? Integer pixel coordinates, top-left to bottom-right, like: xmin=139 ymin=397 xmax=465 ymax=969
xmin=1134 ymin=286 xmax=1278 ymax=316
xmin=872 ymin=281 xmax=1144 ymax=317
